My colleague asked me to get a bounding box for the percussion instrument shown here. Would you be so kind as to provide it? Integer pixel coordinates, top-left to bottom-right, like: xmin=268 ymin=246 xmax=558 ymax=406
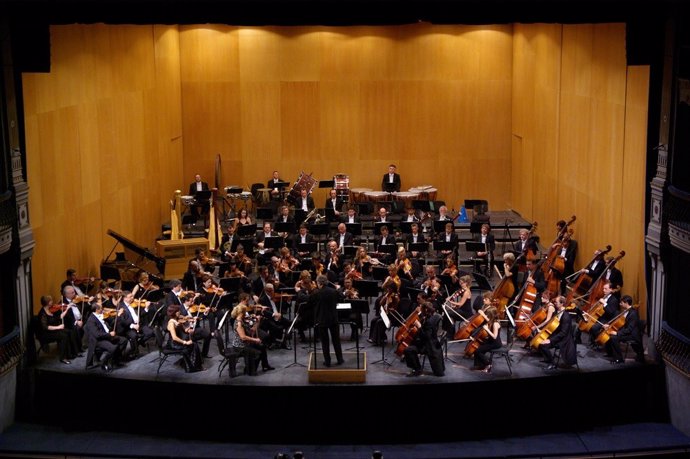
xmin=364 ymin=191 xmax=390 ymax=203
xmin=225 ymin=185 xmax=243 ymax=197
xmin=181 ymin=195 xmax=195 ymax=206
xmin=350 ymin=187 xmax=373 ymax=204
xmin=239 ymin=191 xmax=253 ymax=200
xmin=286 ymin=171 xmax=318 ymax=206
xmin=257 ymin=188 xmax=272 ymax=205
xmin=334 ymin=173 xmax=350 ymax=203
xmin=392 ymin=191 xmax=420 ymax=209
xmin=409 ymin=186 xmax=437 ymax=202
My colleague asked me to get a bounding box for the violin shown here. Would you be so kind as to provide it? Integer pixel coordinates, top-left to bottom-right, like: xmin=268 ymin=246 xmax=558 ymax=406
xmin=188 ymin=304 xmax=209 ymax=314
xmin=204 ymin=286 xmax=225 ymax=295
xmin=48 ymin=302 xmax=68 ymax=314
xmin=102 ymin=307 xmax=119 ymax=319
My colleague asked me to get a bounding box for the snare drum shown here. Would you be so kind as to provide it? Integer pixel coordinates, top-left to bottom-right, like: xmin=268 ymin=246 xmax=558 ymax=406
xmin=181 ymin=195 xmax=195 ymax=206
xmin=350 ymin=187 xmax=373 ymax=203
xmin=392 ymin=191 xmax=420 ymax=209
xmin=364 ymin=191 xmax=390 ymax=203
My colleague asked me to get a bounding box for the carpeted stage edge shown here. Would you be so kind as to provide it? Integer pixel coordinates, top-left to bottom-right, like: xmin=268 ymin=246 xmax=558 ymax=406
xmin=17 ymin=363 xmax=669 ymax=445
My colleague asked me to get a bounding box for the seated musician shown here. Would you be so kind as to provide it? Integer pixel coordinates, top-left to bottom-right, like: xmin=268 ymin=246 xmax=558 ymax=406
xmin=522 ymin=258 xmax=546 ymax=295
xmin=603 ymin=295 xmax=645 ymax=364
xmin=61 ymin=285 xmax=86 ymax=347
xmin=235 ymin=207 xmax=253 ymax=227
xmin=293 ymin=224 xmax=315 ymax=259
xmin=577 ymin=249 xmax=607 ymax=282
xmin=117 ymin=290 xmax=155 ymax=359
xmin=192 ymin=247 xmax=218 ymax=274
xmin=177 ymin=289 xmax=212 ymax=359
xmin=257 ymin=283 xmax=291 ymax=349
xmin=502 ymin=252 xmax=519 ymax=292
xmin=340 ymin=206 xmax=360 ymax=224
xmin=188 ymin=173 xmax=210 ymax=222
xmin=535 ymin=295 xmax=577 ymax=369
xmin=166 ymin=279 xmax=189 ymax=307
xmin=556 ymin=220 xmax=578 ymax=293
xmin=471 ymin=306 xmax=502 ymax=373
xmin=223 ymin=261 xmax=252 ymax=293
xmin=231 ymin=294 xmax=274 ymax=374
xmin=60 ymin=268 xmax=96 ymax=299
xmin=166 ymin=300 xmax=204 ymax=373
xmin=375 ymin=207 xmax=389 ymax=224
xmin=255 ymin=221 xmax=279 ymax=266
xmin=94 ymin=280 xmax=121 ymax=309
xmin=437 ymin=222 xmax=458 ymax=259
xmin=585 ymin=280 xmax=620 ymax=348
xmin=442 ymin=274 xmax=473 ymax=339
xmin=473 ymin=223 xmax=496 ymax=277
xmin=335 ymin=223 xmax=354 ymax=254
xmin=436 ymin=205 xmax=451 ymax=222
xmin=354 ymin=246 xmax=377 ymax=278
xmin=375 ymin=225 xmax=396 ymax=264
xmin=85 ymin=301 xmax=127 ymax=372
xmin=340 ymin=261 xmax=362 ymax=284
xmin=325 ymin=240 xmax=341 ymax=277
xmin=406 ymin=222 xmax=427 ymax=258
xmin=197 ymin=275 xmax=227 ymax=336
xmin=131 ymin=271 xmax=160 ymax=302
xmin=441 ymin=256 xmax=460 ymax=286
xmin=221 ymin=223 xmax=237 ymax=260
xmin=227 ymin=244 xmax=253 ymax=277
xmin=520 ymin=290 xmax=556 ymax=348
xmin=339 ymin=277 xmax=363 ymax=341
xmin=394 ymin=247 xmax=416 ymax=286
xmin=278 ymin=246 xmax=299 ymax=276
xmin=294 ymin=270 xmax=316 ymax=342
xmin=275 ymin=205 xmax=294 ymax=225
xmin=417 ymin=265 xmax=441 ymax=306
xmin=325 ymin=189 xmax=344 ymax=220
xmin=368 ymin=281 xmax=401 ymax=346
xmin=297 ymin=187 xmax=315 ymax=214
xmin=403 ymin=301 xmax=445 ymax=377
xmin=404 ymin=207 xmax=419 ymax=223
xmin=603 ymin=256 xmax=624 ymax=299
xmin=38 ymin=295 xmax=81 ymax=364
xmin=267 ymin=256 xmax=284 ymax=288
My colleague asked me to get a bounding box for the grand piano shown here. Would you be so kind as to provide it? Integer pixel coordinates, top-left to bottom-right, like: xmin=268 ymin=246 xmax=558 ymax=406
xmin=100 ymin=229 xmax=166 ymax=289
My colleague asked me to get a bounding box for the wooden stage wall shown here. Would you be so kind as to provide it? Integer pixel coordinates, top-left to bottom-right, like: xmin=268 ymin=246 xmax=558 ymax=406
xmin=23 ymin=23 xmax=647 ymax=315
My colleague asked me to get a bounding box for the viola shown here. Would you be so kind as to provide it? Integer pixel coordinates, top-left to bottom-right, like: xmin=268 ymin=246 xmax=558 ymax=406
xmin=395 ymin=306 xmax=422 ymax=357
xmin=530 ymin=314 xmax=561 ymax=349
xmin=454 ymin=309 xmax=487 ymax=340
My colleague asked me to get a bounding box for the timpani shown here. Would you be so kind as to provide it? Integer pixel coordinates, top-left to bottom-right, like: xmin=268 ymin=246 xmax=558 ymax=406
xmin=425 ymin=187 xmax=438 ymax=202
xmin=350 ymin=187 xmax=373 ymax=204
xmin=392 ymin=191 xmax=420 ymax=209
xmin=409 ymin=186 xmax=438 ymax=202
xmin=364 ymin=191 xmax=390 ymax=203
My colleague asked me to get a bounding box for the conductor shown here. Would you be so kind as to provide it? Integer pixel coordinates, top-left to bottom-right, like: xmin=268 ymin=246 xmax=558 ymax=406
xmin=309 ymin=274 xmax=345 ymax=367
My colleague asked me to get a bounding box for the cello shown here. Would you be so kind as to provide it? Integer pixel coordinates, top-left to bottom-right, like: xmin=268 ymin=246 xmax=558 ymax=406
xmin=464 ymin=326 xmax=489 ymax=358
xmin=490 ymin=265 xmax=515 ymax=320
xmin=529 ymin=313 xmax=561 ymax=349
xmin=394 ymin=306 xmax=422 ymax=357
xmin=453 ymin=309 xmax=487 ymax=340
xmin=594 ymin=308 xmax=629 ymax=346
xmin=515 ymin=305 xmax=548 ymax=341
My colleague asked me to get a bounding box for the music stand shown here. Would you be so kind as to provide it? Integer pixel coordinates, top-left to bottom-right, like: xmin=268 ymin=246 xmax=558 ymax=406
xmin=286 ymin=307 xmax=307 ymax=368
xmin=409 ymin=242 xmax=429 ymax=254
xmin=469 ymin=221 xmax=484 ymax=235
xmin=343 ymin=245 xmax=358 ymax=258
xmin=297 ymin=242 xmax=317 ymax=256
xmin=433 ymin=241 xmax=457 ymax=253
xmin=437 ymin=274 xmax=456 ymax=292
xmin=236 ymin=223 xmax=257 ymax=238
xmin=256 ymin=207 xmax=274 ymax=221
xmin=345 ymin=223 xmax=362 ymax=236
xmin=263 ymin=236 xmax=285 ymax=250
xmin=308 ymin=222 xmax=329 ymax=241
xmin=466 ymin=241 xmax=487 ymax=274
xmin=325 ymin=208 xmax=337 ymax=222
xmin=377 ymin=243 xmax=397 ymax=258
xmin=194 ymin=190 xmax=212 ymax=202
xmin=319 ymin=180 xmax=335 ymax=189
xmin=402 ymin=285 xmax=424 ymax=300
xmin=434 ymin=220 xmax=454 ymax=233
xmin=353 ymin=279 xmax=379 ymax=334
xmin=274 ymin=221 xmax=296 ymax=234
xmin=413 ymin=200 xmax=431 ymax=212
xmin=471 ymin=271 xmax=492 ymax=292
xmin=371 ymin=265 xmax=389 ymax=282
xmin=399 ymin=222 xmax=414 ymax=234
xmin=219 ymin=276 xmax=241 ymax=293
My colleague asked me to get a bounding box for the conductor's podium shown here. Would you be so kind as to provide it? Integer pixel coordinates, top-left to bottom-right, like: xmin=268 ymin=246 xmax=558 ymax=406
xmin=307 ymin=352 xmax=367 ymax=383
xmin=156 ymin=237 xmax=209 ymax=280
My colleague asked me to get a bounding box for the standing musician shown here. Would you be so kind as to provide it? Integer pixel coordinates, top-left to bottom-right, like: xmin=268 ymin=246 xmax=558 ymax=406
xmin=294 ymin=270 xmax=317 ymax=342
xmin=166 ymin=300 xmax=204 ymax=373
xmin=84 ymin=301 xmax=127 ymax=372
xmin=402 ymin=301 xmax=445 ymax=377
xmin=188 ymin=174 xmax=210 ymax=222
xmin=603 ymin=295 xmax=645 ymax=364
xmin=268 ymin=170 xmax=285 ymax=200
xmin=381 ymin=164 xmax=401 ymax=192
xmin=230 ymin=297 xmax=273 ymax=375
xmin=473 ymin=223 xmax=496 ymax=277
xmin=556 ymin=220 xmax=578 ymax=293
xmin=442 ymin=274 xmax=473 ymax=338
xmin=339 ymin=277 xmax=363 ymax=341
xmin=38 ymin=295 xmax=81 ymax=364
xmin=534 ymin=295 xmax=577 ymax=369
xmin=257 ymin=283 xmax=291 ymax=348
xmin=368 ymin=281 xmax=401 ymax=346
xmin=309 ymin=274 xmax=346 ymax=367
xmin=471 ymin=306 xmax=502 ymax=373
xmin=325 ymin=189 xmax=344 ymax=221
xmin=575 ymin=249 xmax=607 ymax=284
xmin=522 ymin=258 xmax=546 ymax=294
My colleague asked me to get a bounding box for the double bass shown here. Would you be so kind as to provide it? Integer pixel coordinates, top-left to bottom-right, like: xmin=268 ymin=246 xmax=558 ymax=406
xmin=565 ymin=245 xmax=612 ymax=308
xmin=581 ymin=251 xmax=626 ymax=313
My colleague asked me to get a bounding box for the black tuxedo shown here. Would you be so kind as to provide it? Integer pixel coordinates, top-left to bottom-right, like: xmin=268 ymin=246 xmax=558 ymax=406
xmin=188 ymin=181 xmax=210 ymax=220
xmin=84 ymin=313 xmax=126 ymax=369
xmin=188 ymin=181 xmax=209 ymax=196
xmin=324 ymin=197 xmax=344 ymax=215
xmin=334 ymin=231 xmax=354 ymax=249
xmin=381 ymin=173 xmax=401 ymax=192
xmin=296 ymin=196 xmax=315 ymax=212
xmin=340 ymin=215 xmax=361 ymax=224
xmin=539 ymin=310 xmax=577 ymax=366
xmin=309 ymin=285 xmax=345 ymax=365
